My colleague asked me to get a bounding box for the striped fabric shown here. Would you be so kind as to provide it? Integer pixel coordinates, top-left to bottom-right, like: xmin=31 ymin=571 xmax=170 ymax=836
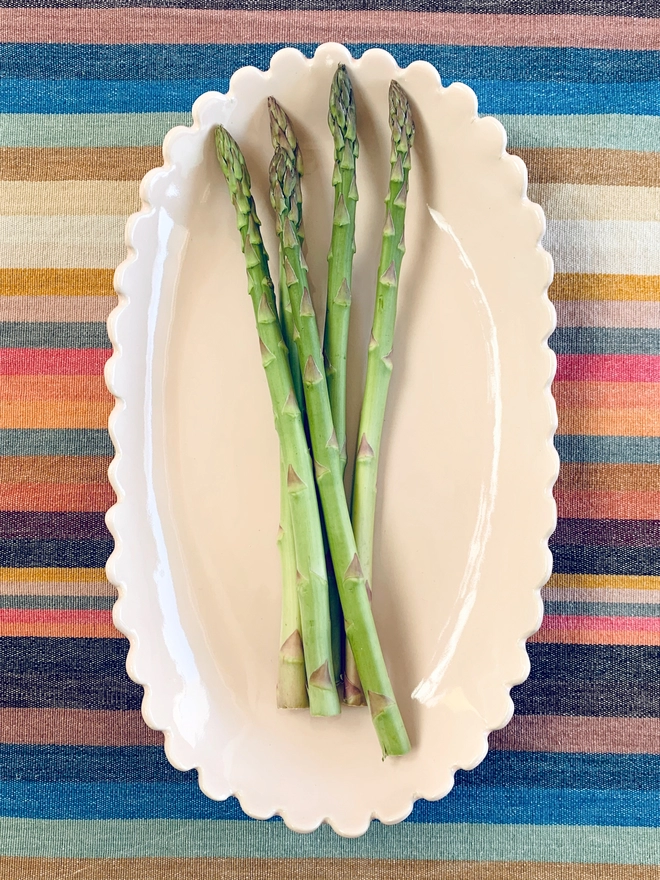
xmin=0 ymin=2 xmax=659 ymax=877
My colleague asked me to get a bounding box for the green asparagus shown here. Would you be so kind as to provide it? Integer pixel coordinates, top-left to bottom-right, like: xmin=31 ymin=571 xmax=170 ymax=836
xmin=269 ymin=110 xmax=344 ymax=692
xmin=215 ymin=125 xmax=340 ymax=717
xmin=350 ymin=82 xmax=415 ymax=701
xmin=324 ymin=64 xmax=359 ymax=477
xmin=268 ymin=100 xmax=411 ymax=757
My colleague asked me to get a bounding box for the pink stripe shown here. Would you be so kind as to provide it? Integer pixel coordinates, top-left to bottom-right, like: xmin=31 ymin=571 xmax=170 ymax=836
xmin=555 ymin=355 xmax=660 ymax=383
xmin=0 ymin=9 xmax=657 ymax=50
xmin=542 ymin=615 xmax=660 ymax=633
xmin=0 ymin=349 xmax=109 ymax=376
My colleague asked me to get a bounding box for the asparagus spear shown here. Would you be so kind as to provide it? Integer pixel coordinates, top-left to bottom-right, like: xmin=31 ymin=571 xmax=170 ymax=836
xmin=349 ymin=82 xmax=415 ymax=700
xmin=270 ymin=107 xmax=344 ymax=692
xmin=276 ymin=452 xmax=308 ymax=708
xmin=215 ymin=125 xmax=340 ymax=717
xmin=324 ymin=64 xmax=359 ymax=477
xmin=268 ymin=104 xmax=411 ymax=757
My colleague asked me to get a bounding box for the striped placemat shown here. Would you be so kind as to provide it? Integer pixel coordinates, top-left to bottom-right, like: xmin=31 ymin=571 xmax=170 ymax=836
xmin=0 ymin=3 xmax=659 ymax=876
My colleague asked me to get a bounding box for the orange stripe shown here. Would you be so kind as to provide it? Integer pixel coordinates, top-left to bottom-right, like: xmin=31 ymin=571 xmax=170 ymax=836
xmin=0 ymin=483 xmax=114 ymax=512
xmin=0 ymin=622 xmax=119 ymax=638
xmin=531 ymin=628 xmax=660 ymax=645
xmin=0 ymin=375 xmax=111 ymax=402
xmin=558 ymin=407 xmax=660 ymax=436
xmin=556 ymin=489 xmax=660 ymax=520
xmin=554 ymin=381 xmax=660 ymax=410
xmin=0 ymin=400 xmax=111 ymax=429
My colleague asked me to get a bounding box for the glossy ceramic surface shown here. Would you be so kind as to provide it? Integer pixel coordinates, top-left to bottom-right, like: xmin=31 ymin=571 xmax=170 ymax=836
xmin=107 ymin=43 xmax=557 ymax=836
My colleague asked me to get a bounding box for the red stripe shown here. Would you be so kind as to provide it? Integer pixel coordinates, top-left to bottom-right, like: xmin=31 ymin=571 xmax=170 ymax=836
xmin=0 ymin=349 xmax=110 ymax=376
xmin=555 ymin=355 xmax=660 ymax=383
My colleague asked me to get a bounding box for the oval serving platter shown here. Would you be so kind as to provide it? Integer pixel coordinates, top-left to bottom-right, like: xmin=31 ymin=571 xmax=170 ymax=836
xmin=106 ymin=43 xmax=557 ymax=836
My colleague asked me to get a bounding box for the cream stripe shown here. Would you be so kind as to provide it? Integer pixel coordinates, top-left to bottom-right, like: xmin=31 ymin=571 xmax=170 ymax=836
xmin=0 ymin=295 xmax=115 ymax=322
xmin=0 ymin=215 xmax=125 ymax=268
xmin=546 ymin=220 xmax=660 ymax=275
xmin=555 ymin=300 xmax=660 ymax=328
xmin=4 ymin=216 xmax=660 ymax=274
xmin=530 ymin=183 xmax=660 ymax=222
xmin=0 ymin=181 xmax=139 ymax=217
xmin=543 ymin=587 xmax=660 ymax=604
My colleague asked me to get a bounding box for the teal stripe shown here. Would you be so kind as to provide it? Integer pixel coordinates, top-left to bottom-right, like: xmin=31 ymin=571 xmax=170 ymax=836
xmin=544 ymin=601 xmax=659 ymax=617
xmin=0 ymin=818 xmax=658 ymax=862
xmin=0 ymin=112 xmax=192 ymax=148
xmin=2 ymin=113 xmax=660 ymax=153
xmin=0 ymin=430 xmax=112 ymax=457
xmin=0 ymin=595 xmax=113 ymax=610
xmin=498 ymin=113 xmax=660 ymax=150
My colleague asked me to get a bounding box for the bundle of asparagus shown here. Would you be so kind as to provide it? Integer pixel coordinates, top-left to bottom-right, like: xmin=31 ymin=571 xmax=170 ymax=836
xmin=215 ymin=65 xmax=415 ymax=758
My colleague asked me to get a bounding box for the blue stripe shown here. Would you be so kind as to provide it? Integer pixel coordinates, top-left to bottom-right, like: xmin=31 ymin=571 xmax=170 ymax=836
xmin=551 ymin=328 xmax=660 ymax=356
xmin=2 ymin=79 xmax=659 ymax=116
xmin=0 ymin=781 xmax=657 ymax=825
xmin=2 ymin=44 xmax=660 ymax=84
xmin=555 ymin=435 xmax=660 ymax=464
xmin=552 ymin=546 xmax=660 ymax=576
xmin=544 ymin=601 xmax=660 ymax=617
xmin=2 ymin=745 xmax=657 ymax=791
xmin=0 ymin=539 xmax=112 ymax=569
xmin=0 ymin=430 xmax=113 ymax=456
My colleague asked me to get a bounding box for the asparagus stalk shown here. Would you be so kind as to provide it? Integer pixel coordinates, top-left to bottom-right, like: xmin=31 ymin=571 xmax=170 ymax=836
xmin=215 ymin=125 xmax=340 ymax=717
xmin=349 ymin=82 xmax=415 ymax=700
xmin=276 ymin=452 xmax=308 ymax=708
xmin=268 ymin=103 xmax=411 ymax=757
xmin=270 ymin=108 xmax=344 ymax=692
xmin=324 ymin=64 xmax=359 ymax=477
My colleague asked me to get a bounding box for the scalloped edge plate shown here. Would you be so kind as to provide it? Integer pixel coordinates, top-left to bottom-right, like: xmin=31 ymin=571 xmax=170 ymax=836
xmin=106 ymin=43 xmax=557 ymax=836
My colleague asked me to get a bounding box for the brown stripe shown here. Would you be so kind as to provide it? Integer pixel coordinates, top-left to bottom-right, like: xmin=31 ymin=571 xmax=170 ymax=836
xmin=3 ymin=10 xmax=660 ymax=50
xmin=0 ymin=455 xmax=110 ymax=484
xmin=551 ymin=274 xmax=660 ymax=302
xmin=513 ymin=147 xmax=660 ymax=187
xmin=0 ymin=708 xmax=161 ymax=746
xmin=0 ymin=859 xmax=657 ymax=880
xmin=490 ymin=715 xmax=660 ymax=755
xmin=0 ymin=268 xmax=114 ymax=297
xmin=0 ymin=147 xmax=161 ymax=182
xmin=556 ymin=462 xmax=660 ymax=492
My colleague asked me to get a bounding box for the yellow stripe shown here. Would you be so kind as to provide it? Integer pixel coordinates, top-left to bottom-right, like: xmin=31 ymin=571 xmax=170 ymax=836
xmin=548 ymin=574 xmax=660 ymax=591
xmin=551 ymin=273 xmax=660 ymax=302
xmin=0 ymin=180 xmax=139 ymax=217
xmin=0 ymin=268 xmax=114 ymax=297
xmin=0 ymin=567 xmax=106 ymax=582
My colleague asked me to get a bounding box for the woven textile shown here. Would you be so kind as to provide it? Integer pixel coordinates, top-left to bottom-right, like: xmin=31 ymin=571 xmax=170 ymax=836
xmin=0 ymin=2 xmax=659 ymax=877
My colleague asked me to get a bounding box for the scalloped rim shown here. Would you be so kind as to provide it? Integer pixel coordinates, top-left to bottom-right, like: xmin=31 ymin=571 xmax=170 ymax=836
xmin=106 ymin=43 xmax=557 ymax=836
